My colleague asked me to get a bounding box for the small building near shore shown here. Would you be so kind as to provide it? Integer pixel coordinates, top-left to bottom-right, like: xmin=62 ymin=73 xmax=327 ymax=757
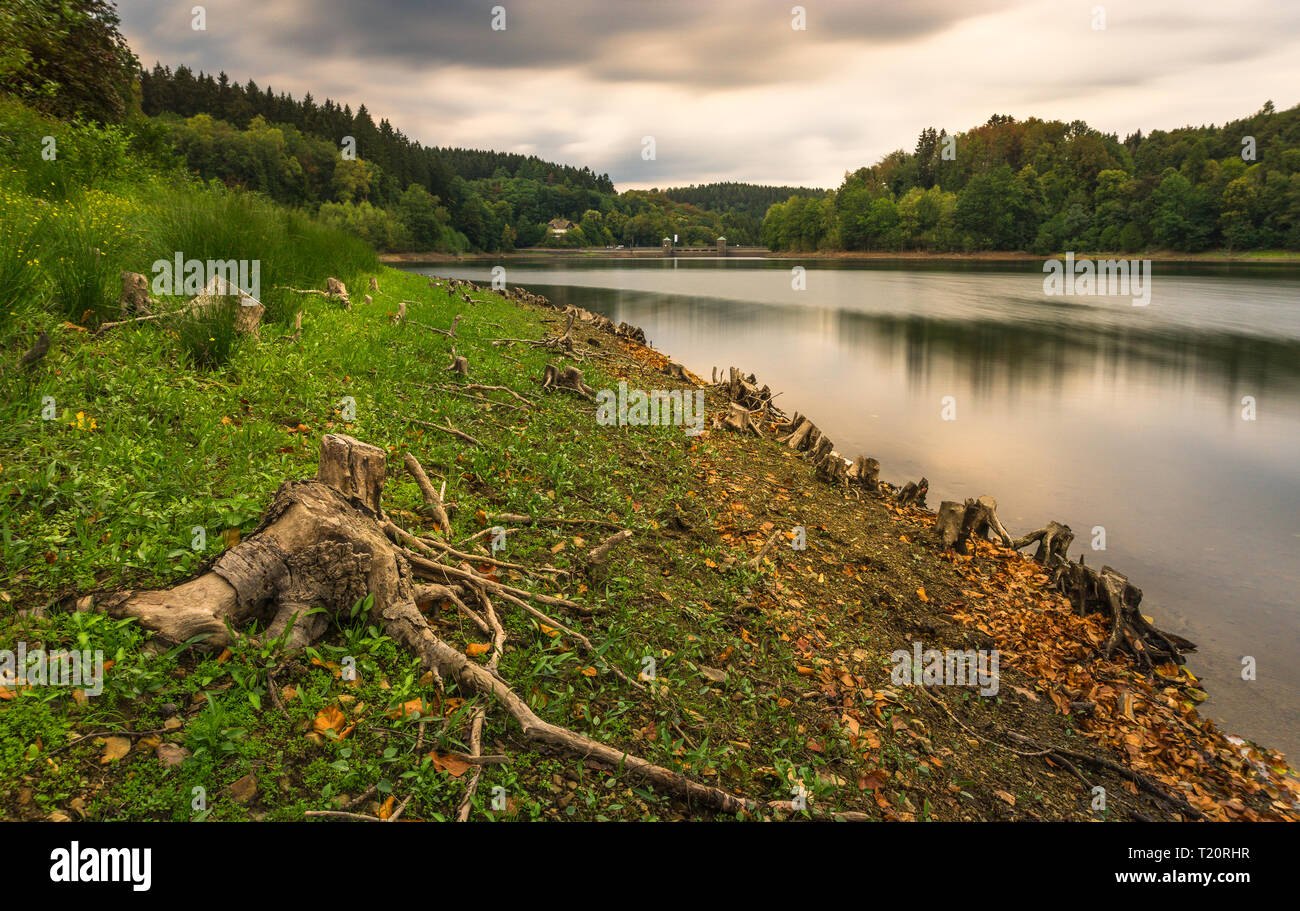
xmin=547 ymin=217 xmax=573 ymax=237
xmin=717 ymin=236 xmax=727 ymax=256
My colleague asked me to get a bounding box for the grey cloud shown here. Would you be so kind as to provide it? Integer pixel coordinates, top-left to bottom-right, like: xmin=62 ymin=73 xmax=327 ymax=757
xmin=115 ymin=0 xmax=1300 ymax=188
xmin=124 ymin=0 xmax=1016 ymax=87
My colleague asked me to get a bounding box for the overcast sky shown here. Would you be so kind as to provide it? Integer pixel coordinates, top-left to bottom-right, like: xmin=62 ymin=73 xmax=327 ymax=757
xmin=118 ymin=0 xmax=1300 ymax=190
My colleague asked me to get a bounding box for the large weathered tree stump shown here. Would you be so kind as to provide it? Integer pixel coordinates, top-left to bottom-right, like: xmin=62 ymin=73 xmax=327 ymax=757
xmin=936 ymin=496 xmax=1014 ymax=554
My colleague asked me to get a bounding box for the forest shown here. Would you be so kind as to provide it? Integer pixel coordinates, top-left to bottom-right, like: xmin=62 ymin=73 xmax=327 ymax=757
xmin=136 ymin=65 xmax=776 ymax=252
xmin=762 ymin=109 xmax=1300 ymax=253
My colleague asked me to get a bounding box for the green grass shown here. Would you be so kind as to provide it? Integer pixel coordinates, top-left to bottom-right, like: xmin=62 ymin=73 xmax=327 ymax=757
xmin=0 ymin=259 xmax=761 ymax=820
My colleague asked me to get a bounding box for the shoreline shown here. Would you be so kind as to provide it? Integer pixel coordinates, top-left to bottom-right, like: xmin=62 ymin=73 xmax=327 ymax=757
xmin=8 ymin=264 xmax=1295 ymax=821
xmin=540 ymin=287 xmax=1300 ymax=818
xmin=382 ymin=248 xmax=1300 ymax=266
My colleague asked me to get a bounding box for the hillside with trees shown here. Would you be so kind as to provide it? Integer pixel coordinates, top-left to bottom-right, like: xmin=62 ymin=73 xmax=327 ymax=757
xmin=663 ymin=182 xmax=828 ymax=244
xmin=763 ymin=107 xmax=1300 ymax=253
xmin=137 ymin=65 xmax=772 ymax=252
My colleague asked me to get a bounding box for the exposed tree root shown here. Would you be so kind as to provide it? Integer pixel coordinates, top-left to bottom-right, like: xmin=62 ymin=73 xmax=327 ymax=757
xmin=1004 ymin=521 xmax=1196 ymax=668
xmin=279 ymin=311 xmax=304 ymax=343
xmin=408 ymin=312 xmax=461 ymax=338
xmin=402 ymin=452 xmax=452 ymax=535
xmin=411 ymin=418 xmax=481 ymax=447
xmin=746 ymin=529 xmax=782 ymax=570
xmin=91 ymin=435 xmax=835 ymax=820
xmin=1004 ymin=732 xmax=1208 ymax=821
xmin=919 ymin=686 xmax=1206 ymax=820
xmin=1012 ymin=521 xmax=1075 ymax=568
xmin=459 ymin=383 xmax=533 ymax=406
xmin=281 ymin=277 xmax=349 ymax=308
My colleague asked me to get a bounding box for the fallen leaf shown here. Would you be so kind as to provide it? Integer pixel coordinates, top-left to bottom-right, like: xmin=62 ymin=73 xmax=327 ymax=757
xmin=99 ymin=736 xmax=131 ymax=764
xmin=313 ymin=704 xmax=347 ymax=736
xmin=429 ymin=750 xmax=471 ymax=778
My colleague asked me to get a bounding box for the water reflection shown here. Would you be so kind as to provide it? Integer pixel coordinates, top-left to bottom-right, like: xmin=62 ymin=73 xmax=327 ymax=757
xmin=411 ymin=260 xmax=1300 ymax=758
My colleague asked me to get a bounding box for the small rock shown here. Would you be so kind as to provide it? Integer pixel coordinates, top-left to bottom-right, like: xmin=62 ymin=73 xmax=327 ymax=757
xmin=160 ymin=702 xmax=179 ymax=717
xmin=163 ymin=717 xmax=182 ymax=731
xmin=229 ymin=773 xmax=257 ymax=804
xmin=47 ymin=810 xmax=71 ymax=822
xmin=156 ymin=742 xmax=190 ymax=768
xmin=699 ymin=665 xmax=728 ymax=685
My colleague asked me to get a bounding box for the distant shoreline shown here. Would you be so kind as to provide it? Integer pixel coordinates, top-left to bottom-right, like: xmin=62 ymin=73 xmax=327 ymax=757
xmin=381 ymin=247 xmax=1300 ymax=265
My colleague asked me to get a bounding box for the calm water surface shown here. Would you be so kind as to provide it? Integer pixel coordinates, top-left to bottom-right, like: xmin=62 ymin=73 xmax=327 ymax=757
xmin=409 ymin=257 xmax=1300 ymax=758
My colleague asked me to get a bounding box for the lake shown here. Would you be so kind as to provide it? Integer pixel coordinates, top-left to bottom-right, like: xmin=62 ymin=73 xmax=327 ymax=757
xmin=406 ymin=256 xmax=1300 ymax=758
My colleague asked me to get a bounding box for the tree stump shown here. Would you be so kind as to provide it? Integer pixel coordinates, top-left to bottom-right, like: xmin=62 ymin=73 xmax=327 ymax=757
xmin=446 ymin=347 xmax=469 ymax=377
xmin=847 ymin=456 xmax=880 ymax=492
xmin=119 ymin=271 xmax=152 ymax=317
xmin=1012 ymin=521 xmax=1074 ymax=566
xmin=894 ymin=477 xmax=928 ymax=508
xmin=540 ymin=363 xmax=594 ymax=399
xmin=937 ymin=495 xmax=1015 ymax=553
xmin=935 ymin=501 xmax=965 ymax=549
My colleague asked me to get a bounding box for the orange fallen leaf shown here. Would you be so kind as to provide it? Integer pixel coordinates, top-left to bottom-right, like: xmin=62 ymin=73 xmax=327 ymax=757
xmin=313 ymin=704 xmax=347 ymax=736
xmin=858 ymin=769 xmax=889 ymax=791
xmin=386 ymin=698 xmax=427 ymax=720
xmin=99 ymin=736 xmax=131 ymax=764
xmin=428 ymin=750 xmax=471 ymax=778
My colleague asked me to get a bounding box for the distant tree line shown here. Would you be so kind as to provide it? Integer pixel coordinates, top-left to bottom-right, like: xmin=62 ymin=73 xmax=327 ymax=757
xmin=662 ymin=182 xmax=828 ymax=242
xmin=763 ymin=106 xmax=1300 ymax=253
xmin=137 ymin=65 xmax=767 ymax=251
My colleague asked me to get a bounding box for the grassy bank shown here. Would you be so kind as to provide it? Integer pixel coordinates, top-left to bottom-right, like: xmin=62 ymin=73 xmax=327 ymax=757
xmin=4 ymin=262 xmax=1298 ymax=821
xmin=3 ymin=104 xmax=1297 ymax=824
